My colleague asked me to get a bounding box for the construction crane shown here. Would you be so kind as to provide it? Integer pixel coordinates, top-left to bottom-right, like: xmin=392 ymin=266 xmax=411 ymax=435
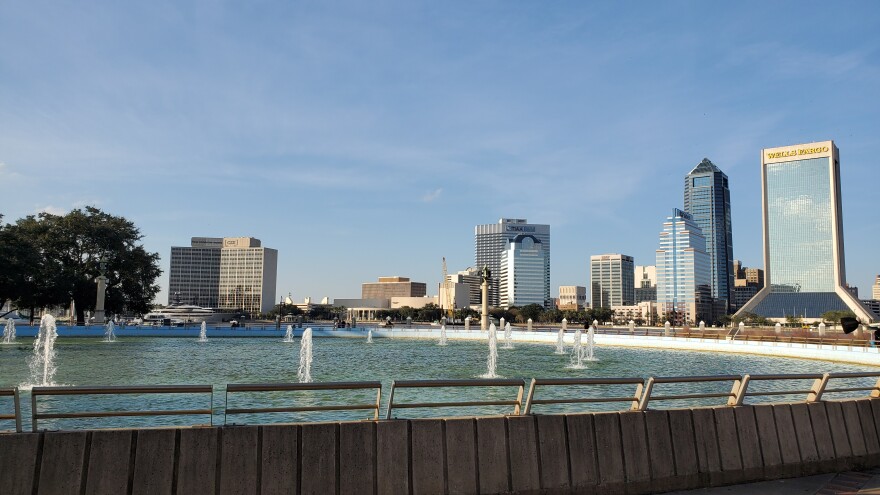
xmin=442 ymin=257 xmax=454 ymax=322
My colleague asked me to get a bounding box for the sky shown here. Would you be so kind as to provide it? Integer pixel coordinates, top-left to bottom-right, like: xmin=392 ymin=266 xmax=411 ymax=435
xmin=1 ymin=1 xmax=879 ymax=304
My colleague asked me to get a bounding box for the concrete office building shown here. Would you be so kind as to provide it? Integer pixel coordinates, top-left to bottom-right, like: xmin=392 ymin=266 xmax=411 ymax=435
xmin=558 ymin=286 xmax=587 ymax=310
xmin=498 ymin=235 xmax=551 ymax=309
xmin=862 ymin=299 xmax=880 ymax=319
xmin=362 ymin=277 xmax=427 ymax=300
xmin=217 ymin=237 xmax=278 ymax=315
xmin=684 ymin=158 xmax=734 ymax=312
xmin=873 ymin=276 xmax=880 ymax=301
xmin=736 ymin=141 xmax=875 ymax=322
xmin=590 ymin=254 xmax=635 ymax=308
xmin=656 ymin=209 xmax=712 ymax=325
xmin=475 ymin=218 xmax=550 ymax=307
xmin=635 ymin=265 xmax=657 ymax=303
xmin=447 ymin=268 xmax=483 ymax=307
xmin=168 ymin=238 xmax=223 ymax=307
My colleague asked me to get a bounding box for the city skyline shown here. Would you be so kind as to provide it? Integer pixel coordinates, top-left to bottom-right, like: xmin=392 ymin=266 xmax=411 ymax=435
xmin=2 ymin=2 xmax=878 ymax=303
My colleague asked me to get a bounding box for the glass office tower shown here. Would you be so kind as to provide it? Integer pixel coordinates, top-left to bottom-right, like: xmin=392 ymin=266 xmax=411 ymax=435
xmin=475 ymin=218 xmax=550 ymax=307
xmin=590 ymin=254 xmax=635 ymax=308
xmin=736 ymin=141 xmax=875 ymax=321
xmin=656 ymin=209 xmax=712 ymax=325
xmin=684 ymin=158 xmax=733 ymax=312
xmin=498 ymin=235 xmax=551 ymax=309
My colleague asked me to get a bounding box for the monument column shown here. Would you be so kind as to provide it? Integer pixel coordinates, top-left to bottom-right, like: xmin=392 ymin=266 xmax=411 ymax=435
xmin=94 ymin=257 xmax=108 ymax=324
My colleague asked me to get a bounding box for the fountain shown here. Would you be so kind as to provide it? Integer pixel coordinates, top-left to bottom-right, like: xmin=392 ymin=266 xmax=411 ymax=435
xmin=502 ymin=323 xmax=513 ymax=349
xmin=438 ymin=323 xmax=447 ymax=346
xmin=586 ymin=325 xmax=596 ymax=361
xmin=298 ymin=328 xmax=313 ymax=383
xmin=104 ymin=320 xmax=117 ymax=342
xmin=3 ymin=318 xmax=15 ymax=344
xmin=283 ymin=324 xmax=294 ymax=343
xmin=554 ymin=327 xmax=566 ymax=354
xmin=198 ymin=321 xmax=208 ymax=342
xmin=366 ymin=328 xmax=373 ymax=344
xmin=27 ymin=314 xmax=58 ymax=387
xmin=570 ymin=329 xmax=585 ymax=368
xmin=483 ymin=323 xmax=498 ymax=378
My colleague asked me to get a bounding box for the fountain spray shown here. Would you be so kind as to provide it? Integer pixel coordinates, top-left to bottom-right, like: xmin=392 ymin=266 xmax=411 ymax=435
xmin=298 ymin=328 xmax=313 ymax=383
xmin=198 ymin=321 xmax=208 ymax=342
xmin=554 ymin=327 xmax=566 ymax=354
xmin=3 ymin=318 xmax=15 ymax=344
xmin=27 ymin=315 xmax=58 ymax=387
xmin=438 ymin=323 xmax=447 ymax=346
xmin=484 ymin=323 xmax=498 ymax=378
xmin=283 ymin=324 xmax=294 ymax=343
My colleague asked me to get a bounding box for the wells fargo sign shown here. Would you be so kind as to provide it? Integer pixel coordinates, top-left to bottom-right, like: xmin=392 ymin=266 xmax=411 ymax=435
xmin=766 ymin=146 xmax=830 ymax=159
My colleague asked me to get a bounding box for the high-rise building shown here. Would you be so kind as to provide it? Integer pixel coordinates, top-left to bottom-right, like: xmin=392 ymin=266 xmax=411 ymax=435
xmin=873 ymin=276 xmax=880 ymax=300
xmin=498 ymin=235 xmax=551 ymax=309
xmin=736 ymin=141 xmax=875 ymax=322
xmin=447 ymin=268 xmax=483 ymax=307
xmin=656 ymin=209 xmax=712 ymax=325
xmin=558 ymin=286 xmax=587 ymax=310
xmin=475 ymin=218 xmax=550 ymax=307
xmin=684 ymin=158 xmax=734 ymax=312
xmin=169 ymin=236 xmax=277 ymax=314
xmin=362 ymin=277 xmax=427 ymax=299
xmin=634 ymin=265 xmax=657 ymax=303
xmin=745 ymin=268 xmax=764 ymax=287
xmin=168 ymin=237 xmax=222 ymax=307
xmin=590 ymin=254 xmax=635 ymax=308
xmin=217 ymin=237 xmax=278 ymax=315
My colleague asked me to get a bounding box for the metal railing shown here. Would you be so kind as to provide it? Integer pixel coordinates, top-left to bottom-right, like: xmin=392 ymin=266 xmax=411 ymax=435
xmin=637 ymin=375 xmax=742 ymax=411
xmin=224 ymin=381 xmax=382 ymax=423
xmin=386 ymin=379 xmax=525 ymax=419
xmin=523 ymin=377 xmax=644 ymax=414
xmin=0 ymin=387 xmax=22 ymax=432
xmin=31 ymin=385 xmax=214 ymax=431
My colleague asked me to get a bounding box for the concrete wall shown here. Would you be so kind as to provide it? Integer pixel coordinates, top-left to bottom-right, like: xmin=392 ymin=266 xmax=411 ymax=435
xmin=3 ymin=398 xmax=880 ymax=494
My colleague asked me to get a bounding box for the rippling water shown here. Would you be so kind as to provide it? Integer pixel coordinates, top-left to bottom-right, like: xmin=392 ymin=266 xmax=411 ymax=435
xmin=0 ymin=336 xmax=874 ymax=430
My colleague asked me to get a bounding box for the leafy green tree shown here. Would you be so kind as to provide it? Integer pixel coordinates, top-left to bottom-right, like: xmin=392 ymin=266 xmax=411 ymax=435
xmin=821 ymin=310 xmax=855 ymax=326
xmin=518 ymin=303 xmax=544 ymax=323
xmin=785 ymin=315 xmax=803 ymax=328
xmin=2 ymin=208 xmax=161 ymax=322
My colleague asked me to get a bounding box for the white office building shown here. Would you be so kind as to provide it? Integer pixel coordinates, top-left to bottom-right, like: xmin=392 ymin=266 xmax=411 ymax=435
xmin=475 ymin=218 xmax=550 ymax=307
xmin=498 ymin=234 xmax=551 ymax=309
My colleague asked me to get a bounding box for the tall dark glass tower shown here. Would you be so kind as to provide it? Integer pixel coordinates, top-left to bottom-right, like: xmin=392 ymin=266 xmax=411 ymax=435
xmin=684 ymin=159 xmax=734 ymax=312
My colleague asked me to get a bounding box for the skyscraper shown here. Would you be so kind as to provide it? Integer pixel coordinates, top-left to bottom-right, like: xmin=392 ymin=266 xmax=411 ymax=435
xmin=656 ymin=209 xmax=712 ymax=325
xmin=684 ymin=158 xmax=734 ymax=312
xmin=475 ymin=218 xmax=550 ymax=307
xmin=873 ymin=276 xmax=880 ymax=301
xmin=498 ymin=234 xmax=551 ymax=309
xmin=168 ymin=237 xmax=222 ymax=307
xmin=634 ymin=265 xmax=657 ymax=303
xmin=736 ymin=141 xmax=875 ymax=322
xmin=590 ymin=254 xmax=635 ymax=308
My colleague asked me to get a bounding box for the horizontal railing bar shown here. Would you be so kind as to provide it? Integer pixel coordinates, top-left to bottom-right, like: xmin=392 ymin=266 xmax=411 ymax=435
xmin=226 ymin=381 xmax=381 ymax=392
xmin=32 ymin=385 xmax=213 ymax=395
xmin=390 ymin=400 xmax=520 ymax=409
xmin=823 ymin=387 xmax=880 ymax=393
xmin=226 ymin=404 xmax=377 ymax=415
xmin=746 ymin=374 xmax=824 ymax=380
xmin=391 ymin=379 xmax=524 ymax=388
xmin=531 ymin=378 xmax=644 ymax=386
xmin=34 ymin=409 xmax=213 ymax=419
xmin=530 ymin=396 xmax=637 ymax=405
xmin=649 ymin=393 xmax=734 ymax=400
xmin=0 ymin=388 xmax=16 ymax=396
xmin=650 ymin=375 xmax=741 ymax=383
xmin=0 ymin=414 xmax=17 ymax=419
xmin=828 ymin=372 xmax=880 ymax=379
xmin=743 ymin=390 xmax=813 ymax=396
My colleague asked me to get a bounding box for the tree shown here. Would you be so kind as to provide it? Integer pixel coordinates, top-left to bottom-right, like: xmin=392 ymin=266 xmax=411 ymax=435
xmin=821 ymin=310 xmax=855 ymax=326
xmin=1 ymin=207 xmax=161 ymax=322
xmin=518 ymin=303 xmax=544 ymax=323
xmin=785 ymin=315 xmax=803 ymax=328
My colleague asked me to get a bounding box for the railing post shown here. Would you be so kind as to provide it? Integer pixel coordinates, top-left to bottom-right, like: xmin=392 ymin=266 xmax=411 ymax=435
xmin=31 ymin=391 xmax=38 ymax=432
xmin=637 ymin=377 xmax=655 ymax=411
xmin=13 ymin=388 xmax=21 ymax=433
xmin=807 ymin=373 xmax=830 ymax=402
xmin=630 ymin=382 xmax=644 ymax=411
xmin=385 ymin=381 xmax=397 ymax=420
xmin=523 ymin=379 xmax=537 ymax=415
xmin=374 ymin=387 xmax=382 ymax=420
xmin=514 ymin=382 xmax=524 ymax=415
xmin=728 ymin=375 xmax=749 ymax=406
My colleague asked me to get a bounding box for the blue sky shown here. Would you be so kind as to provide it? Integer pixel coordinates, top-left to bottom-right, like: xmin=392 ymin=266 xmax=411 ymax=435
xmin=2 ymin=1 xmax=879 ymax=304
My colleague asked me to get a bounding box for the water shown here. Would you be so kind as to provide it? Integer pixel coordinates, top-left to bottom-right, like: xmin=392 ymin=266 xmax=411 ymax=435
xmin=366 ymin=329 xmax=373 ymax=344
xmin=104 ymin=321 xmax=117 ymax=342
xmin=298 ymin=328 xmax=313 ymax=383
xmin=3 ymin=318 xmax=15 ymax=344
xmin=586 ymin=326 xmax=596 ymax=361
xmin=483 ymin=323 xmax=498 ymax=378
xmin=502 ymin=323 xmax=514 ymax=349
xmin=438 ymin=324 xmax=447 ymax=346
xmin=570 ymin=329 xmax=585 ymax=368
xmin=24 ymin=315 xmax=58 ymax=387
xmin=199 ymin=321 xmax=208 ymax=342
xmin=0 ymin=330 xmax=876 ymax=428
xmin=554 ymin=328 xmax=566 ymax=354
xmin=283 ymin=325 xmax=294 ymax=343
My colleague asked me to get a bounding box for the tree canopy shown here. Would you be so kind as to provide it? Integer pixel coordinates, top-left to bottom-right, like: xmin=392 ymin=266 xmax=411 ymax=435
xmin=0 ymin=207 xmax=161 ymax=322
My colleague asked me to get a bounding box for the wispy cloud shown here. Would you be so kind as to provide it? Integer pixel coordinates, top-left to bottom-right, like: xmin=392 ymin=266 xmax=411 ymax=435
xmin=421 ymin=188 xmax=443 ymax=203
xmin=35 ymin=205 xmax=67 ymax=215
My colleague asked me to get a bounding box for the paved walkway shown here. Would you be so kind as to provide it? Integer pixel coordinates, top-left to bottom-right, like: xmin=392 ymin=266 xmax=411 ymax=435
xmin=666 ymin=469 xmax=880 ymax=494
